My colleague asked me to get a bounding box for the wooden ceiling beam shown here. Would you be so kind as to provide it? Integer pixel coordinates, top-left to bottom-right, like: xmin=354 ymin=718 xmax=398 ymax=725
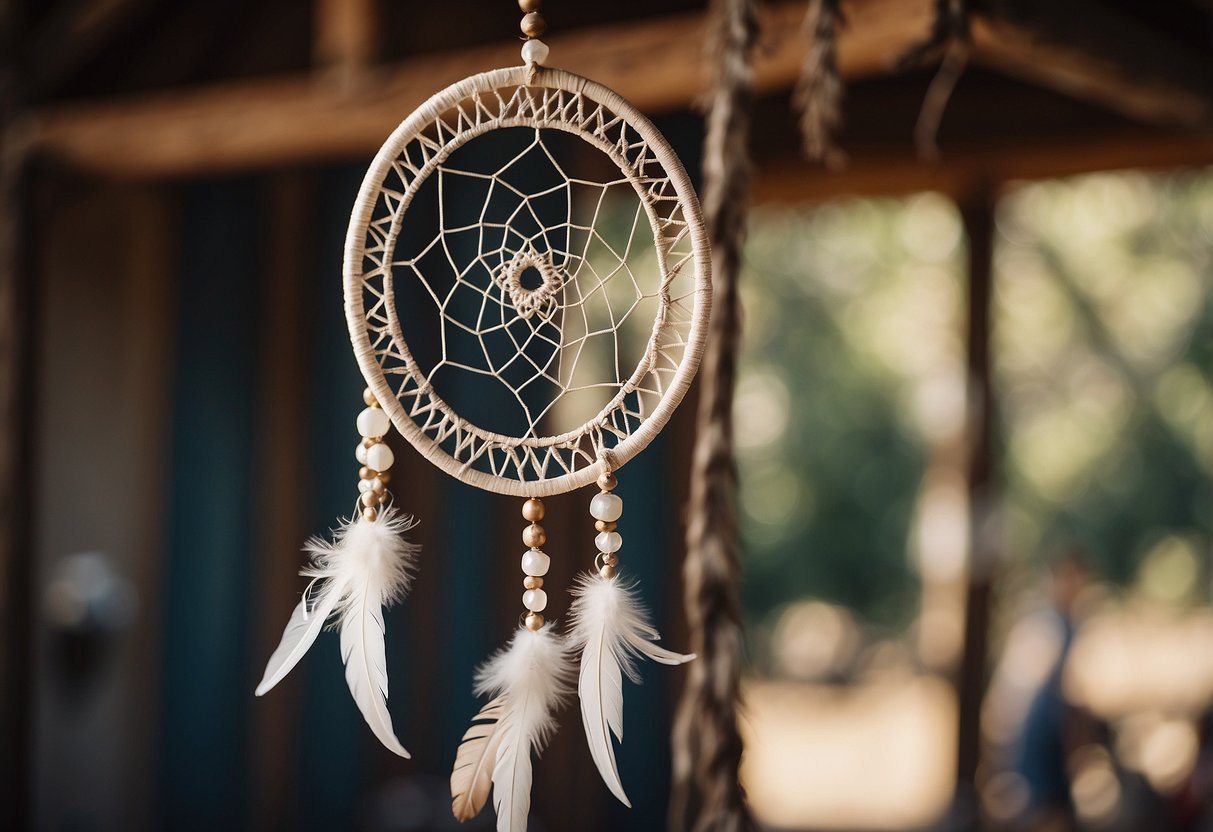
xmin=18 ymin=0 xmax=1213 ymax=180
xmin=969 ymin=3 xmax=1213 ymax=128
xmin=752 ymin=131 xmax=1213 ymax=203
xmin=19 ymin=0 xmax=932 ymax=178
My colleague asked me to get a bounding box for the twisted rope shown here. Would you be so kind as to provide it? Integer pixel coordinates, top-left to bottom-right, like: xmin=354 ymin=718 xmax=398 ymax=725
xmin=669 ymin=0 xmax=757 ymax=829
xmin=794 ymin=0 xmax=847 ymax=168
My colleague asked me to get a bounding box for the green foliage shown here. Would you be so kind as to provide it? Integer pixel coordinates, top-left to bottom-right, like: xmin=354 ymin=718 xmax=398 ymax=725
xmin=737 ymin=169 xmax=1213 ymax=648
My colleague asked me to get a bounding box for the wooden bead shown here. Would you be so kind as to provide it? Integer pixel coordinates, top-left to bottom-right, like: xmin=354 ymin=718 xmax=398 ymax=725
xmin=595 ymin=520 xmax=616 ymax=533
xmin=602 ymin=553 xmax=618 ymax=567
xmin=597 ymin=472 xmax=617 ymax=491
xmin=363 ymin=387 xmax=379 ymax=407
xmin=361 ymin=491 xmax=378 ymax=507
xmin=376 ymin=490 xmax=389 ymax=504
xmin=520 ymin=12 xmax=545 ymax=37
xmin=363 ymin=507 xmax=377 ymax=522
xmin=524 ymin=576 xmax=544 ymax=590
xmin=599 ymin=564 xmax=616 ymax=580
xmin=518 ymin=0 xmax=541 ymax=11
xmin=525 ymin=611 xmax=545 ymax=631
xmin=377 ymin=470 xmax=391 ymax=484
xmin=522 ymin=523 xmax=546 ymax=548
xmin=522 ymin=498 xmax=545 ymax=522
xmin=359 ymin=465 xmax=375 ymax=480
xmin=361 ymin=436 xmax=377 ymax=449
xmin=371 ymin=477 xmax=387 ymax=493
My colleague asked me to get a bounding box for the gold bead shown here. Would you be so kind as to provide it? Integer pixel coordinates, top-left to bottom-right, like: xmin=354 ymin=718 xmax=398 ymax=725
xmin=597 ymin=472 xmax=617 ymax=491
xmin=359 ymin=465 xmax=375 ymax=480
xmin=376 ymin=489 xmax=390 ymax=504
xmin=522 ymin=498 xmax=545 ymax=522
xmin=363 ymin=507 xmax=377 ymax=522
xmin=371 ymin=477 xmax=387 ymax=493
xmin=361 ymin=491 xmax=378 ymax=508
xmin=363 ymin=387 xmax=379 ymax=407
xmin=525 ymin=611 xmax=545 ymax=631
xmin=522 ymin=523 xmax=546 ymax=548
xmin=520 ymin=11 xmax=545 ymax=37
xmin=599 ymin=564 xmax=616 ymax=580
xmin=518 ymin=0 xmax=541 ymax=12
xmin=523 ymin=576 xmax=544 ymax=590
xmin=377 ymin=471 xmax=391 ymax=484
xmin=603 ymin=553 xmax=618 ymax=567
xmin=595 ymin=520 xmax=616 ymax=533
xmin=361 ymin=436 xmax=377 ymax=449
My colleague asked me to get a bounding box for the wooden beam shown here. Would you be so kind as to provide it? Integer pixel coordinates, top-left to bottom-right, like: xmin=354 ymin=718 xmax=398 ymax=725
xmin=21 ymin=0 xmax=934 ymax=178
xmin=970 ymin=8 xmax=1213 ymax=128
xmin=19 ymin=0 xmax=1213 ymax=179
xmin=752 ymin=131 xmax=1213 ymax=203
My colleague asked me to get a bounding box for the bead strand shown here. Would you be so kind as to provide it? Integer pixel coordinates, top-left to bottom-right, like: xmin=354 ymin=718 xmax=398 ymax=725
xmin=355 ymin=387 xmax=394 ymax=521
xmin=521 ymin=497 xmax=549 ymax=630
xmin=518 ymin=0 xmax=549 ymax=67
xmin=590 ymin=471 xmax=622 ymax=579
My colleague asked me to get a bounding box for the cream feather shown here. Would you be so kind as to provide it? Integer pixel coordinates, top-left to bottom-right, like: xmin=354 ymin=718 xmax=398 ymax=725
xmin=257 ymin=508 xmax=419 ymax=758
xmin=450 ymin=696 xmax=507 ymax=821
xmin=453 ymin=624 xmax=572 ymax=830
xmin=566 ymin=572 xmax=696 ymax=807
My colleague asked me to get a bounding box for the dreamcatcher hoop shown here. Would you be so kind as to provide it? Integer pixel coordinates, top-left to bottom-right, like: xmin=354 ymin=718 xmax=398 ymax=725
xmin=343 ymin=65 xmax=712 ymax=498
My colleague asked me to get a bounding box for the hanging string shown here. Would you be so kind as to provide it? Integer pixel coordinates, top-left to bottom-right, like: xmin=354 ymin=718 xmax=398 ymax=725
xmin=895 ymin=0 xmax=971 ymax=162
xmin=668 ymin=0 xmax=757 ymax=829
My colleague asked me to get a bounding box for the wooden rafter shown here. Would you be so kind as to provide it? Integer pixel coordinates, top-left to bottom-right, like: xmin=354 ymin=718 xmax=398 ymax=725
xmin=752 ymin=131 xmax=1213 ymax=203
xmin=14 ymin=0 xmax=930 ymax=177
xmin=18 ymin=0 xmax=1213 ymax=179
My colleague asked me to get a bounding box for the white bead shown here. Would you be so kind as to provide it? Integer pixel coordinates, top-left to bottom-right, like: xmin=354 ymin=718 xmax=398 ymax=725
xmin=365 ymin=442 xmax=394 ymax=472
xmin=596 ymin=531 xmax=622 ymax=553
xmin=523 ymin=589 xmax=548 ymax=612
xmin=355 ymin=443 xmax=369 ymax=465
xmin=590 ymin=492 xmax=623 ymax=522
xmin=521 ymin=39 xmax=549 ymax=66
xmin=356 ymin=406 xmax=390 ymax=439
xmin=521 ymin=549 xmax=550 ymax=576
xmin=358 ymin=479 xmax=373 ymax=493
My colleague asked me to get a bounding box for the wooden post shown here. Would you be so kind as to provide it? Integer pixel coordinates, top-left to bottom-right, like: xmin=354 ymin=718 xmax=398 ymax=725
xmin=313 ymin=0 xmax=378 ymax=82
xmin=955 ymin=181 xmax=998 ymax=811
xmin=0 ymin=0 xmax=35 ymax=812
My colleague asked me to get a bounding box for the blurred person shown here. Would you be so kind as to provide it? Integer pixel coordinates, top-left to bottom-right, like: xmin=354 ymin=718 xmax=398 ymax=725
xmin=985 ymin=550 xmax=1096 ymax=832
xmin=1171 ymin=706 xmax=1213 ymax=831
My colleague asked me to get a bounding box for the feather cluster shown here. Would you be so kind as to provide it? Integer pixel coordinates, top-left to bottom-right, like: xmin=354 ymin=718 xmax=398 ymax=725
xmin=566 ymin=572 xmax=696 ymax=806
xmin=256 ymin=508 xmax=420 ymax=758
xmin=451 ymin=624 xmax=572 ymax=830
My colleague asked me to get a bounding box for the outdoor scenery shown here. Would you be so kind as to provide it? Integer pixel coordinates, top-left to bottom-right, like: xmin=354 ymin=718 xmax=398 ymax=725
xmin=735 ymin=169 xmax=1213 ymax=830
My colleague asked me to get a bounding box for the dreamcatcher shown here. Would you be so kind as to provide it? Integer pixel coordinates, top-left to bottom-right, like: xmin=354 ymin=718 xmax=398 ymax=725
xmin=256 ymin=1 xmax=711 ymax=828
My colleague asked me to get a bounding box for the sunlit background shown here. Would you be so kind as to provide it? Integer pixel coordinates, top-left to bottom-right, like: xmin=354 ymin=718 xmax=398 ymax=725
xmin=735 ymin=169 xmax=1213 ymax=830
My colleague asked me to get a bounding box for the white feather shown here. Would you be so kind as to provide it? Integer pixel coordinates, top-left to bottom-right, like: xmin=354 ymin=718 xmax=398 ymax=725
xmin=566 ymin=573 xmax=695 ymax=807
xmin=467 ymin=625 xmax=572 ymax=832
xmin=256 ymin=508 xmax=419 ymax=758
xmin=255 ymin=577 xmax=347 ymax=696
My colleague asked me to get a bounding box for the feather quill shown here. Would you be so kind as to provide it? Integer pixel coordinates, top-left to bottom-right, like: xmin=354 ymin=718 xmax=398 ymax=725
xmin=566 ymin=573 xmax=696 ymax=807
xmin=257 ymin=507 xmax=419 ymax=758
xmin=452 ymin=625 xmax=572 ymax=830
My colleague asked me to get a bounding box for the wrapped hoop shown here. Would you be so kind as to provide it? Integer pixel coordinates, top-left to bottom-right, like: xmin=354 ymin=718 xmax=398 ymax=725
xmin=344 ymin=65 xmax=712 ymax=498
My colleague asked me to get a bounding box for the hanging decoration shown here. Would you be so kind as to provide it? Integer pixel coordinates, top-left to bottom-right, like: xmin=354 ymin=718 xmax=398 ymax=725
xmin=257 ymin=0 xmax=711 ymax=828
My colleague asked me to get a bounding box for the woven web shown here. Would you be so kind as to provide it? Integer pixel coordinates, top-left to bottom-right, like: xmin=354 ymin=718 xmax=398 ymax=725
xmin=354 ymin=82 xmax=701 ymax=483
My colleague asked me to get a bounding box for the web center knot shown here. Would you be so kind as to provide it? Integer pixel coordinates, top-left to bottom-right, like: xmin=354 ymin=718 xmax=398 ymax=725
xmin=497 ymin=246 xmax=564 ymax=319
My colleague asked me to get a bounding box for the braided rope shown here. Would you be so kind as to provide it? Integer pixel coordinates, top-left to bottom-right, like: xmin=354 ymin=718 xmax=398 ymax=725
xmin=669 ymin=0 xmax=758 ymax=829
